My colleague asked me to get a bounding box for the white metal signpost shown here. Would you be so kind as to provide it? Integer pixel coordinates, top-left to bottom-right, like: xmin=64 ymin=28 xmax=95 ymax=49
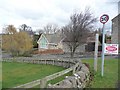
xmin=100 ymin=14 xmax=109 ymax=76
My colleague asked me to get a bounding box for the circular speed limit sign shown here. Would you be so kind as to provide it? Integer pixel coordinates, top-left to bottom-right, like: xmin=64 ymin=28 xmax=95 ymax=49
xmin=100 ymin=14 xmax=109 ymax=24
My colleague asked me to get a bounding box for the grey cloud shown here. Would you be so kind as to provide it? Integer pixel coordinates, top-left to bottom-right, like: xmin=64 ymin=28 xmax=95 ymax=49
xmin=15 ymin=9 xmax=46 ymax=20
xmin=0 ymin=0 xmax=118 ymax=32
xmin=56 ymin=2 xmax=74 ymax=14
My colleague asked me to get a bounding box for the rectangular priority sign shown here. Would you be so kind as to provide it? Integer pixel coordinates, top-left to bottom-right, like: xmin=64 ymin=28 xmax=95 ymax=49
xmin=104 ymin=44 xmax=119 ymax=54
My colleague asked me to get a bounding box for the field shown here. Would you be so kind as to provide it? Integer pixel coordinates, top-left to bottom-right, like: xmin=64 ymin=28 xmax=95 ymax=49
xmin=2 ymin=62 xmax=67 ymax=88
xmin=2 ymin=58 xmax=119 ymax=88
xmin=82 ymin=58 xmax=118 ymax=88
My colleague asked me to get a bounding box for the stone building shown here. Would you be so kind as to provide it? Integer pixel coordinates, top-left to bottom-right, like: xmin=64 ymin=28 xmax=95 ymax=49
xmin=111 ymin=14 xmax=120 ymax=44
xmin=37 ymin=33 xmax=63 ymax=51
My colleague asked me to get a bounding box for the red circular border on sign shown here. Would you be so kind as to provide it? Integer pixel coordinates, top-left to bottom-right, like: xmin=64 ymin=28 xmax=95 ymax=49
xmin=100 ymin=14 xmax=109 ymax=24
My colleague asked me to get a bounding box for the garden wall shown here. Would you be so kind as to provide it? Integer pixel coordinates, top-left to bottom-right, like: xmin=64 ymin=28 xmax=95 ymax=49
xmin=2 ymin=57 xmax=77 ymax=68
xmin=2 ymin=57 xmax=90 ymax=88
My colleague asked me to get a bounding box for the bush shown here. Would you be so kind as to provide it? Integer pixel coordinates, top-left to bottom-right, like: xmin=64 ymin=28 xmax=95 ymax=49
xmin=2 ymin=31 xmax=33 ymax=57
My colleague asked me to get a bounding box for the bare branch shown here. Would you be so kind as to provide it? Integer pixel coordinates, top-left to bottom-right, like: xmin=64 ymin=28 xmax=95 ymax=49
xmin=62 ymin=8 xmax=97 ymax=58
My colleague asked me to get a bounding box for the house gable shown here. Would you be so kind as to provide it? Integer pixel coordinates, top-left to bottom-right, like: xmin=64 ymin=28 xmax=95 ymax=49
xmin=37 ymin=33 xmax=63 ymax=51
xmin=37 ymin=34 xmax=48 ymax=49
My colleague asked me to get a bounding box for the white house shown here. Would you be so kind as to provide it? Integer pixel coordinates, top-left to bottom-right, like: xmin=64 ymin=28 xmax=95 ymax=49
xmin=37 ymin=33 xmax=63 ymax=51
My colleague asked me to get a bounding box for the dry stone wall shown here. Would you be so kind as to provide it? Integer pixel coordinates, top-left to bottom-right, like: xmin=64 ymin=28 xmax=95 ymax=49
xmin=2 ymin=57 xmax=90 ymax=88
xmin=48 ymin=62 xmax=90 ymax=88
xmin=2 ymin=57 xmax=78 ymax=68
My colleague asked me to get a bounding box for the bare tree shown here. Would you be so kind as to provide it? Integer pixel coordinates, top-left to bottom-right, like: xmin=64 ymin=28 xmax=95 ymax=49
xmin=62 ymin=8 xmax=97 ymax=58
xmin=3 ymin=25 xmax=17 ymax=34
xmin=36 ymin=29 xmax=44 ymax=35
xmin=19 ymin=24 xmax=34 ymax=38
xmin=19 ymin=24 xmax=33 ymax=32
xmin=44 ymin=23 xmax=59 ymax=34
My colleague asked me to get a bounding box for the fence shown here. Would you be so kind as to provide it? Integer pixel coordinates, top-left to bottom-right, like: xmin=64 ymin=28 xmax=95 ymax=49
xmin=13 ymin=65 xmax=76 ymax=88
xmin=39 ymin=62 xmax=80 ymax=88
xmin=2 ymin=58 xmax=81 ymax=88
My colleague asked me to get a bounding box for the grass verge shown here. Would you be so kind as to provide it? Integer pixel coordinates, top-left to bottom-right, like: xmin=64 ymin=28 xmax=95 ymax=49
xmin=82 ymin=58 xmax=118 ymax=88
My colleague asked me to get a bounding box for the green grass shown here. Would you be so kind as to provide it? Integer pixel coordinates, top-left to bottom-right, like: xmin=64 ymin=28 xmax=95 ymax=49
xmin=2 ymin=62 xmax=66 ymax=88
xmin=2 ymin=58 xmax=118 ymax=88
xmin=82 ymin=58 xmax=118 ymax=88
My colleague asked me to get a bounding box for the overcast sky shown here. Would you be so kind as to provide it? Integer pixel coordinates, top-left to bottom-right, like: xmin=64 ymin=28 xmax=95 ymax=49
xmin=0 ymin=0 xmax=119 ymax=33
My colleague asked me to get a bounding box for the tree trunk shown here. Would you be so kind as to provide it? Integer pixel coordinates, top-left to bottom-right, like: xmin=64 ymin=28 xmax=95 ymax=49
xmin=70 ymin=47 xmax=77 ymax=58
xmin=71 ymin=52 xmax=74 ymax=58
xmin=70 ymin=50 xmax=75 ymax=58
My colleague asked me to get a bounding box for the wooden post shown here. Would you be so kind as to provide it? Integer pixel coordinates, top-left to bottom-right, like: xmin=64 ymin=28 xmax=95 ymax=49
xmin=45 ymin=60 xmax=46 ymax=64
xmin=40 ymin=78 xmax=47 ymax=88
xmin=53 ymin=60 xmax=54 ymax=65
xmin=68 ymin=59 xmax=70 ymax=67
xmin=73 ymin=62 xmax=79 ymax=74
xmin=62 ymin=59 xmax=63 ymax=67
xmin=94 ymin=34 xmax=99 ymax=72
xmin=60 ymin=59 xmax=62 ymax=67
